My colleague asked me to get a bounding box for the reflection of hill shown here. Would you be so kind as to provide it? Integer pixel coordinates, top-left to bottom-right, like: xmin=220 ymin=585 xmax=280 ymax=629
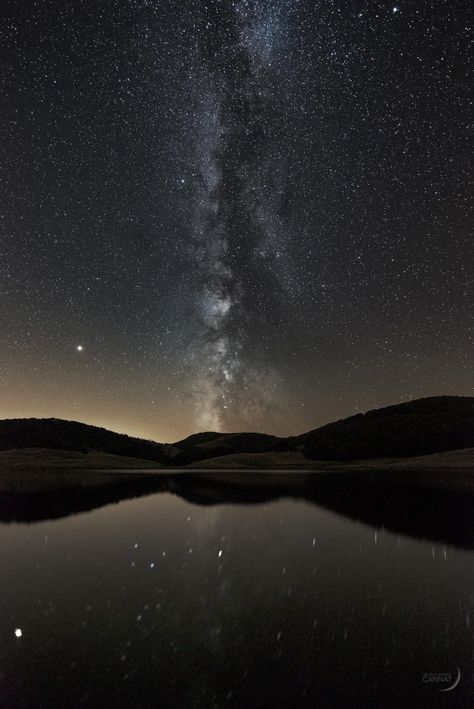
xmin=0 ymin=476 xmax=170 ymax=523
xmin=1 ymin=472 xmax=474 ymax=551
xmin=312 ymin=478 xmax=474 ymax=550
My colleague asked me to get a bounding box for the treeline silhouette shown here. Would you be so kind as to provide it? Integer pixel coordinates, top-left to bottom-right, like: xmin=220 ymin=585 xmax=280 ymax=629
xmin=292 ymin=396 xmax=474 ymax=460
xmin=1 ymin=396 xmax=473 ymax=464
xmin=0 ymin=418 xmax=186 ymax=464
xmin=174 ymin=431 xmax=287 ymax=462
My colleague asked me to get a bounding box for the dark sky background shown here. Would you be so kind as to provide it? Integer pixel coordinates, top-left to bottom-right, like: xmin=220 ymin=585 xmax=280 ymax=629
xmin=0 ymin=0 xmax=472 ymax=442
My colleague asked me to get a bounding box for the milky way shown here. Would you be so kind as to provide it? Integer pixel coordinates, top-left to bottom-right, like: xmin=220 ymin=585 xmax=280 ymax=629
xmin=188 ymin=1 xmax=297 ymax=429
xmin=0 ymin=0 xmax=472 ymax=441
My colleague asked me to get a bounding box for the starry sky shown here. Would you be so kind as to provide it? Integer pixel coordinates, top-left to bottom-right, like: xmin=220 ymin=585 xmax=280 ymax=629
xmin=0 ymin=0 xmax=472 ymax=442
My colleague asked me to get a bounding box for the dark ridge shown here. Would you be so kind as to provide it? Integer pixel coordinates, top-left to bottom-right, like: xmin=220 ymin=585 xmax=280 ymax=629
xmin=0 ymin=417 xmax=186 ymax=465
xmin=174 ymin=431 xmax=224 ymax=448
xmin=174 ymin=432 xmax=287 ymax=463
xmin=292 ymin=395 xmax=474 ymax=461
xmin=1 ymin=396 xmax=474 ymax=464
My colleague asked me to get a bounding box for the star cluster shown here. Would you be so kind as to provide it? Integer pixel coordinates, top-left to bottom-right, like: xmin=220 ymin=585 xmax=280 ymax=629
xmin=0 ymin=0 xmax=472 ymax=440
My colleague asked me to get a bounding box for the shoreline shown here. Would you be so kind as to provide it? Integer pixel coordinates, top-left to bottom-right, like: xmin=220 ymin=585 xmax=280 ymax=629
xmin=0 ymin=446 xmax=472 ymax=494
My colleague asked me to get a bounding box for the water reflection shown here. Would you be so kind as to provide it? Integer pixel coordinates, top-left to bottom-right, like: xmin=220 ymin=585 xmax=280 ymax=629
xmin=1 ymin=471 xmax=474 ymax=550
xmin=0 ymin=481 xmax=473 ymax=708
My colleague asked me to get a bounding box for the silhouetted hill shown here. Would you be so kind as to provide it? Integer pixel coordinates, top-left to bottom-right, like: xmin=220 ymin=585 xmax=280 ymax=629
xmin=174 ymin=431 xmax=287 ymax=462
xmin=0 ymin=418 xmax=185 ymax=465
xmin=174 ymin=432 xmax=225 ymax=448
xmin=1 ymin=396 xmax=474 ymax=465
xmin=292 ymin=396 xmax=474 ymax=461
xmin=0 ymin=421 xmax=287 ymax=466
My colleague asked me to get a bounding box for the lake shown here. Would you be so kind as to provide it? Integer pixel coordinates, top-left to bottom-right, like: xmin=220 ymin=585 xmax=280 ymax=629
xmin=0 ymin=473 xmax=473 ymax=707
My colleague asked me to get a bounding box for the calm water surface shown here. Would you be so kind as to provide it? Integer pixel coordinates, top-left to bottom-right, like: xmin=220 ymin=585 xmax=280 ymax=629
xmin=0 ymin=479 xmax=473 ymax=708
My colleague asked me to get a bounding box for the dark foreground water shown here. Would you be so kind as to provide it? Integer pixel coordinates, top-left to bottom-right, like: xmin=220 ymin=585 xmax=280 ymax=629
xmin=0 ymin=474 xmax=473 ymax=708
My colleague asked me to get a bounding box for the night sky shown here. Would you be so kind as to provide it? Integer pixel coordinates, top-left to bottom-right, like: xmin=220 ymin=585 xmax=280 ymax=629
xmin=0 ymin=0 xmax=472 ymax=442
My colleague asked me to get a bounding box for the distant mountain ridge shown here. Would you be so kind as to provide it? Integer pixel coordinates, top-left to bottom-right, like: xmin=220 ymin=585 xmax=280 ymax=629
xmin=1 ymin=396 xmax=473 ymax=465
xmin=174 ymin=431 xmax=287 ymax=463
xmin=0 ymin=418 xmax=185 ymax=465
xmin=292 ymin=396 xmax=474 ymax=461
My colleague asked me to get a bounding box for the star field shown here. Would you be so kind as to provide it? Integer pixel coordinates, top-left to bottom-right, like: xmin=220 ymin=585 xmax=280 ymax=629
xmin=0 ymin=0 xmax=472 ymax=441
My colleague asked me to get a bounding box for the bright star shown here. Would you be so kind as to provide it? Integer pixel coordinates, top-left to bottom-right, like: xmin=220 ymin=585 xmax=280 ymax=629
xmin=14 ymin=628 xmax=22 ymax=638
xmin=76 ymin=345 xmax=83 ymax=352
xmin=392 ymin=6 xmax=399 ymax=13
